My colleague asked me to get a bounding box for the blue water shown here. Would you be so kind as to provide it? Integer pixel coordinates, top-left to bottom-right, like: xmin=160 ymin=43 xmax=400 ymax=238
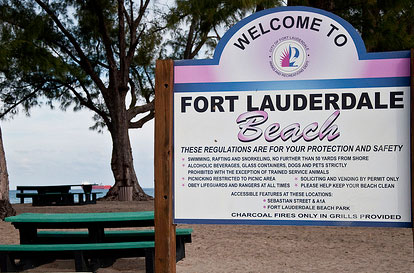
xmin=9 ymin=188 xmax=154 ymax=204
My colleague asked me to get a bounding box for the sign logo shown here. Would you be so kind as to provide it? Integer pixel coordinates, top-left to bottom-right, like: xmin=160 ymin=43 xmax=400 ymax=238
xmin=269 ymin=37 xmax=309 ymax=77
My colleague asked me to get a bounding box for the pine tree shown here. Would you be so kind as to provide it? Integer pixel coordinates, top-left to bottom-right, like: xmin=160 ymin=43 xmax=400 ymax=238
xmin=288 ymin=0 xmax=414 ymax=52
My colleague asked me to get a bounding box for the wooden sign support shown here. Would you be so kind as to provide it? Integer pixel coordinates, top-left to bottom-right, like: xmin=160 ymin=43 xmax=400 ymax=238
xmin=154 ymin=59 xmax=176 ymax=272
xmin=411 ymin=48 xmax=414 ymax=246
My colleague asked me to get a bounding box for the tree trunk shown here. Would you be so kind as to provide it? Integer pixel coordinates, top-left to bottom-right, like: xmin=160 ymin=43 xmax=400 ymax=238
xmin=101 ymin=89 xmax=151 ymax=201
xmin=0 ymin=125 xmax=16 ymax=220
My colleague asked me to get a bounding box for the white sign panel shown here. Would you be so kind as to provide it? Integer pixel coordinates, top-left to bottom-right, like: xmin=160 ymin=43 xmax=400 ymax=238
xmin=173 ymin=7 xmax=411 ymax=227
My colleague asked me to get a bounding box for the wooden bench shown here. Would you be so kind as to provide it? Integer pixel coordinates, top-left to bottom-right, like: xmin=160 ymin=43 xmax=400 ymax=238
xmin=0 ymin=241 xmax=155 ymax=272
xmin=36 ymin=228 xmax=193 ymax=261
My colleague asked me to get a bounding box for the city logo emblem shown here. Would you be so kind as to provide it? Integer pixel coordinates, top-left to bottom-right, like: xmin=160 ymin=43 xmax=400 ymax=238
xmin=269 ymin=37 xmax=309 ymax=77
xmin=280 ymin=45 xmax=300 ymax=68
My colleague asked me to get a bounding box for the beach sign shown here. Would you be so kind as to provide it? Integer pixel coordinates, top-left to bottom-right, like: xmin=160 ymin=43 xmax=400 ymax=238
xmin=171 ymin=6 xmax=412 ymax=228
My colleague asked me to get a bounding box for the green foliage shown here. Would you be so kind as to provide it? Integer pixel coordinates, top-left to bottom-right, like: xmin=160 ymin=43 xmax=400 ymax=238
xmin=0 ymin=0 xmax=287 ymax=125
xmin=0 ymin=0 xmax=163 ymax=129
xmin=166 ymin=0 xmax=283 ymax=59
xmin=1 ymin=0 xmax=410 ymax=122
xmin=288 ymin=0 xmax=414 ymax=52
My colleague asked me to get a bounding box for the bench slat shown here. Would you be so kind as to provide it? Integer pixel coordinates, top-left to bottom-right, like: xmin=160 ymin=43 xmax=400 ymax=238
xmin=0 ymin=242 xmax=155 ymax=273
xmin=5 ymin=211 xmax=154 ymax=223
xmin=34 ymin=228 xmax=192 ymax=262
xmin=37 ymin=228 xmax=193 ymax=238
xmin=0 ymin=241 xmax=154 ymax=252
xmin=0 ymin=229 xmax=192 ymax=272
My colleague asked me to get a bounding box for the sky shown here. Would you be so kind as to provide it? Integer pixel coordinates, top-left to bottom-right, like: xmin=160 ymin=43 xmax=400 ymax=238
xmin=2 ymin=107 xmax=155 ymax=190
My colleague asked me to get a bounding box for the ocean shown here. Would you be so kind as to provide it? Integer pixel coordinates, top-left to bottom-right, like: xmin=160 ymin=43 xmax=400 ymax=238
xmin=9 ymin=188 xmax=154 ymax=204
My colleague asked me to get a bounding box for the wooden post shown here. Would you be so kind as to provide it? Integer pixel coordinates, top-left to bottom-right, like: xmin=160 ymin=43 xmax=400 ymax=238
xmin=411 ymin=49 xmax=414 ymax=243
xmin=154 ymin=59 xmax=176 ymax=273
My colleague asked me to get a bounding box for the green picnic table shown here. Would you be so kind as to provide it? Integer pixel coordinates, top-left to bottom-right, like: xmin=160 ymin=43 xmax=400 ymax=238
xmin=16 ymin=184 xmax=99 ymax=206
xmin=2 ymin=211 xmax=158 ymax=272
xmin=6 ymin=211 xmax=155 ymax=244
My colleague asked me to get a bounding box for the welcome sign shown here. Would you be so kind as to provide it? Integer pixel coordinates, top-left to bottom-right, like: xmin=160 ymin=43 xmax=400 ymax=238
xmin=172 ymin=7 xmax=411 ymax=227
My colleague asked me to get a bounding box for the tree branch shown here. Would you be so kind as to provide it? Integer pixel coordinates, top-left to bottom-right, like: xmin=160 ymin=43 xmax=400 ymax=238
xmin=125 ymin=0 xmax=150 ymax=67
xmin=48 ymin=43 xmax=81 ymax=66
xmin=92 ymin=0 xmax=117 ymax=73
xmin=67 ymin=85 xmax=112 ymax=127
xmin=123 ymin=1 xmax=132 ymax=27
xmin=118 ymin=0 xmax=128 ymax=88
xmin=93 ymin=40 xmax=110 ymax=69
xmin=129 ymin=110 xmax=154 ymax=129
xmin=126 ymin=26 xmax=145 ymax=66
xmin=133 ymin=0 xmax=150 ymax=30
xmin=128 ymin=79 xmax=137 ymax=109
xmin=133 ymin=67 xmax=145 ymax=93
xmin=123 ymin=0 xmax=134 ymax=66
xmin=184 ymin=18 xmax=196 ymax=59
xmin=213 ymin=25 xmax=222 ymax=40
xmin=49 ymin=40 xmax=82 ymax=66
xmin=143 ymin=66 xmax=155 ymax=94
xmin=190 ymin=33 xmax=208 ymax=59
xmin=33 ymin=0 xmax=107 ymax=93
xmin=0 ymin=88 xmax=42 ymax=119
xmin=127 ymin=100 xmax=154 ymax=121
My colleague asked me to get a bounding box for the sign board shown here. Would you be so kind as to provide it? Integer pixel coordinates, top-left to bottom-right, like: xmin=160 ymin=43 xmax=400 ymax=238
xmin=172 ymin=7 xmax=411 ymax=227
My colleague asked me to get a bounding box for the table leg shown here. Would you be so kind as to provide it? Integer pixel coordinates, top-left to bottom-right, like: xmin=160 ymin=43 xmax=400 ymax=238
xmin=78 ymin=193 xmax=84 ymax=204
xmin=62 ymin=193 xmax=75 ymax=205
xmin=87 ymin=226 xmax=106 ymax=268
xmin=74 ymin=251 xmax=90 ymax=271
xmin=88 ymin=226 xmax=105 ymax=243
xmin=32 ymin=196 xmax=40 ymax=206
xmin=19 ymin=227 xmax=37 ymax=244
xmin=0 ymin=252 xmax=18 ymax=272
xmin=145 ymin=248 xmax=155 ymax=273
xmin=92 ymin=193 xmax=97 ymax=203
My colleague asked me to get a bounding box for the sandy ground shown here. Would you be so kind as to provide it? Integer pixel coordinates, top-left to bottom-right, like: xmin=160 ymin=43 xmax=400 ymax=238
xmin=0 ymin=200 xmax=412 ymax=273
